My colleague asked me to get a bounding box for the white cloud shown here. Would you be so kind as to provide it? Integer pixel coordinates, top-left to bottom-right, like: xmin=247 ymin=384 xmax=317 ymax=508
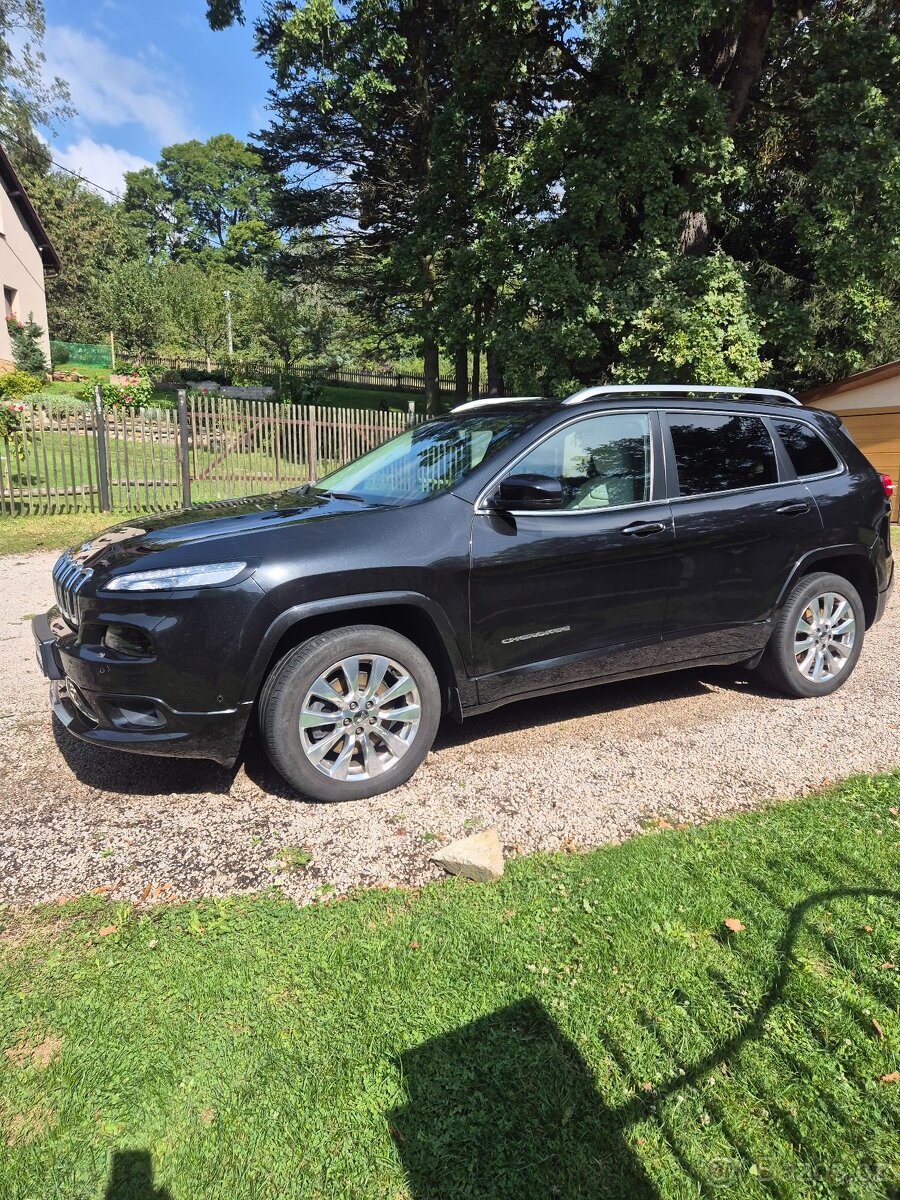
xmin=54 ymin=137 xmax=153 ymax=196
xmin=44 ymin=25 xmax=192 ymax=146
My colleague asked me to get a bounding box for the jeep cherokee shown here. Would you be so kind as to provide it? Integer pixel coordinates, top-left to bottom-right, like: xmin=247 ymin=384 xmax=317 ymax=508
xmin=33 ymin=385 xmax=895 ymax=802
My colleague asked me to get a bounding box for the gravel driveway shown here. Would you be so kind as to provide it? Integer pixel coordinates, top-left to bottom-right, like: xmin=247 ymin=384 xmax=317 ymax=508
xmin=1 ymin=549 xmax=897 ymax=909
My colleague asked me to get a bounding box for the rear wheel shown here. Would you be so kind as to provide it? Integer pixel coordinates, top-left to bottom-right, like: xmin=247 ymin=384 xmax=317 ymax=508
xmin=756 ymin=571 xmax=864 ymax=698
xmin=259 ymin=625 xmax=441 ymax=801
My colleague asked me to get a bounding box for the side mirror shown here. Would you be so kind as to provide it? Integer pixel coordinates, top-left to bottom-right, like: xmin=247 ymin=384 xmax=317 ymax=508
xmin=488 ymin=473 xmax=564 ymax=512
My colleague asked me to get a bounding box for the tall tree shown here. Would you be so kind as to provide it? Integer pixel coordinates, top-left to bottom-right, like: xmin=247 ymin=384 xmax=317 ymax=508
xmin=249 ymin=0 xmax=449 ymax=410
xmin=210 ymin=0 xmax=900 ymax=395
xmin=165 ymin=262 xmax=230 ymax=369
xmin=237 ymin=269 xmax=342 ymax=365
xmin=496 ymin=0 xmax=900 ymax=394
xmin=21 ymin=170 xmax=133 ymax=343
xmin=0 ymin=0 xmax=71 ymax=171
xmin=98 ymin=260 xmax=168 ymax=357
xmin=122 ymin=135 xmax=282 ymax=267
xmin=211 ymin=0 xmax=559 ymax=411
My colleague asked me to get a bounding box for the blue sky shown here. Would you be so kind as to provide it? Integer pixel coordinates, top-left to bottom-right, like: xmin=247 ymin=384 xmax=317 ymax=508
xmin=42 ymin=0 xmax=271 ymax=194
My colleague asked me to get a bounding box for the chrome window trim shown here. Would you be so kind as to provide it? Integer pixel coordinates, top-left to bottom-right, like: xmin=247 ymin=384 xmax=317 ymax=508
xmin=563 ymin=384 xmax=801 ymax=407
xmin=474 ymin=410 xmax=656 ymax=516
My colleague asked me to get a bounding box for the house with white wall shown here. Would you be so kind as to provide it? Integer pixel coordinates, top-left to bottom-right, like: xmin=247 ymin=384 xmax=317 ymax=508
xmin=0 ymin=143 xmax=60 ymax=372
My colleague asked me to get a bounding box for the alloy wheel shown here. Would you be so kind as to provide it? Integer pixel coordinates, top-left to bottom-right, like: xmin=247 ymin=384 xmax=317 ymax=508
xmin=298 ymin=654 xmax=422 ymax=781
xmin=793 ymin=591 xmax=856 ymax=683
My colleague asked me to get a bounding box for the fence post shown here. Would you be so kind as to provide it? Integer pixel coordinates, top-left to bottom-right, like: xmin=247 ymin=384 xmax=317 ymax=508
xmin=93 ymin=385 xmax=111 ymax=513
xmin=177 ymin=389 xmax=192 ymax=508
xmin=306 ymin=405 xmax=318 ymax=483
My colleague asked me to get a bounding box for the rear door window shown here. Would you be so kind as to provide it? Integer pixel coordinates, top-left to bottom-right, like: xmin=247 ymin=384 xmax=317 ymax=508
xmin=667 ymin=412 xmax=778 ymax=497
xmin=773 ymin=419 xmax=840 ymax=477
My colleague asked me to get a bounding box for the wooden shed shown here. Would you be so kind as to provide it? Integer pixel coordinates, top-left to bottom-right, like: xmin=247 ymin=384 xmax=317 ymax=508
xmin=802 ymin=361 xmax=900 ymax=522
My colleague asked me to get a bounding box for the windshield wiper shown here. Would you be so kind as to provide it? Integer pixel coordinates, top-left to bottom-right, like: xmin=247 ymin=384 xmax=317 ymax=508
xmin=314 ymin=488 xmax=366 ymax=503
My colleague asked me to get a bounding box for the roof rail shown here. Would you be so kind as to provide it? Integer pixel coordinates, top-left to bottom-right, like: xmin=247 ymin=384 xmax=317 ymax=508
xmin=451 ymin=396 xmax=544 ymax=413
xmin=562 ymin=384 xmax=802 ymax=408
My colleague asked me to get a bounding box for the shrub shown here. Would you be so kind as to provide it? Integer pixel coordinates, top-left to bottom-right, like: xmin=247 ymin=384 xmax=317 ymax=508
xmin=179 ymin=367 xmax=230 ymax=385
xmin=0 ymin=400 xmax=28 ymax=458
xmin=275 ymin=374 xmax=324 ymax=406
xmin=6 ymin=314 xmax=48 ymax=376
xmin=77 ymin=365 xmax=157 ymax=410
xmin=0 ymin=370 xmax=43 ymax=400
xmin=50 ymin=344 xmax=70 ymax=366
xmin=230 ymin=360 xmax=267 ymax=387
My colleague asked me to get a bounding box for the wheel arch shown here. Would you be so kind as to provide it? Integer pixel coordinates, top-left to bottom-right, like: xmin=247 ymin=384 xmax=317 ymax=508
xmin=243 ymin=592 xmax=473 ymax=718
xmin=779 ymin=547 xmax=879 ymax=628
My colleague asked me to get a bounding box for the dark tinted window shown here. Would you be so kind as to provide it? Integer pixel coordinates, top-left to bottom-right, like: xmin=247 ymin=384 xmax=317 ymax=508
xmin=774 ymin=420 xmax=839 ymax=477
xmin=668 ymin=413 xmax=778 ymax=496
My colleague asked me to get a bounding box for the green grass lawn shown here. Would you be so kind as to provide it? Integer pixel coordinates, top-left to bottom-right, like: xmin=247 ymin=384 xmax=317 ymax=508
xmin=320 ymin=384 xmax=428 ymax=411
xmin=1 ymin=775 xmax=899 ymax=1198
xmin=0 ymin=511 xmax=146 ymax=555
xmin=41 ymin=367 xmax=111 ymax=396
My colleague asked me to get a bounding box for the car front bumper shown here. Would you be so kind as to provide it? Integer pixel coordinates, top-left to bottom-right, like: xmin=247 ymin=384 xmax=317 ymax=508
xmin=32 ymin=610 xmax=252 ymax=767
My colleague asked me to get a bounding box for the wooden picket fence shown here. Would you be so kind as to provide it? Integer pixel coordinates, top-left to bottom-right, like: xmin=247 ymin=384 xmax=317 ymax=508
xmin=0 ymin=392 xmax=421 ymax=517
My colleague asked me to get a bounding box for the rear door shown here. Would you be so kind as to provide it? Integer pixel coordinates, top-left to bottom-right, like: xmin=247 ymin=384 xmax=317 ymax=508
xmin=658 ymin=409 xmax=824 ymax=664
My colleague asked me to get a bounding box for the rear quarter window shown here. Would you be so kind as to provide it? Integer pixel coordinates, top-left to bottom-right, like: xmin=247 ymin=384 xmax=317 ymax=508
xmin=773 ymin=420 xmax=840 ymax=477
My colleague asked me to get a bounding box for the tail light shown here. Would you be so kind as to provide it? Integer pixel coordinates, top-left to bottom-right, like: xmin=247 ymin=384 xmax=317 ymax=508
xmin=881 ymin=475 xmax=894 ymax=501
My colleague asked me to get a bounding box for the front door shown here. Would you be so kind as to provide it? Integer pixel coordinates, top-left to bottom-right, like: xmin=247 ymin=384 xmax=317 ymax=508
xmin=469 ymin=410 xmax=674 ymax=704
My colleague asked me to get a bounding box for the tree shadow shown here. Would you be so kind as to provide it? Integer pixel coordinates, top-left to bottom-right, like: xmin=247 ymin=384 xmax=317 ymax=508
xmin=390 ymin=886 xmax=900 ymax=1199
xmin=104 ymin=1150 xmax=172 ymax=1200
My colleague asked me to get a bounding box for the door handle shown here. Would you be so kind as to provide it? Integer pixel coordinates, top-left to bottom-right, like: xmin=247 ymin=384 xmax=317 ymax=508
xmin=776 ymin=502 xmax=810 ymax=515
xmin=620 ymin=521 xmax=667 ymax=537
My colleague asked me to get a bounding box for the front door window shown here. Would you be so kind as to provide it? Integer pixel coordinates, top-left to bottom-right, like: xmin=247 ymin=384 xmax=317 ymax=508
xmin=511 ymin=412 xmax=652 ymax=510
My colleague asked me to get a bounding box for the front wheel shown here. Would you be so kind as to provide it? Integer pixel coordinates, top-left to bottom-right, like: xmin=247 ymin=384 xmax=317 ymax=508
xmin=259 ymin=625 xmax=441 ymax=801
xmin=755 ymin=571 xmax=865 ymax=698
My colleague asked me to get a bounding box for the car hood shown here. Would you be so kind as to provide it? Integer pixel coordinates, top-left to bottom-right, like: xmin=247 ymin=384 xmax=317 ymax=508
xmin=68 ymin=489 xmax=384 ymax=571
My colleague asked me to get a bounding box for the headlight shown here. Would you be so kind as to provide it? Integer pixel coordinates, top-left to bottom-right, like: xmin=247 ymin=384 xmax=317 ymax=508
xmin=105 ymin=562 xmax=247 ymax=592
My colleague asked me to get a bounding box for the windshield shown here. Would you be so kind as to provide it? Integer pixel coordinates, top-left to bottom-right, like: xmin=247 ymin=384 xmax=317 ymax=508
xmin=308 ymin=411 xmax=543 ymax=505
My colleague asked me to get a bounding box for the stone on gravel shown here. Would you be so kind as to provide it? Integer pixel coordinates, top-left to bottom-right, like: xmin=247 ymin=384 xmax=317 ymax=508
xmin=431 ymin=828 xmax=504 ymax=882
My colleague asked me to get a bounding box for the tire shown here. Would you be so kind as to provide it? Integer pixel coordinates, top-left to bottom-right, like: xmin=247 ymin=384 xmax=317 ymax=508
xmin=259 ymin=625 xmax=441 ymax=802
xmin=755 ymin=571 xmax=865 ymax=698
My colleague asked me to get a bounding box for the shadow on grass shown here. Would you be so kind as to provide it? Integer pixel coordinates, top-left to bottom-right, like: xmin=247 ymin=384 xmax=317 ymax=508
xmin=390 ymin=887 xmax=900 ymax=1199
xmin=104 ymin=1150 xmax=171 ymax=1200
xmin=391 ymin=997 xmax=659 ymax=1198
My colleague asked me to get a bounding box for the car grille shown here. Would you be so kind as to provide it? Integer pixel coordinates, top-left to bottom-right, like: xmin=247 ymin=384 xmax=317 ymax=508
xmin=52 ymin=553 xmax=93 ymax=627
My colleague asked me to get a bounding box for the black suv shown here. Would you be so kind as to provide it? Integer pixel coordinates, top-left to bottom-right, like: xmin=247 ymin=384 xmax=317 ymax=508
xmin=34 ymin=385 xmax=894 ymax=802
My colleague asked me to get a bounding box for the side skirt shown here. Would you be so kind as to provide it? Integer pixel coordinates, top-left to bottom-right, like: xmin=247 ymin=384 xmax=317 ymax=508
xmin=460 ymin=650 xmax=759 ymax=719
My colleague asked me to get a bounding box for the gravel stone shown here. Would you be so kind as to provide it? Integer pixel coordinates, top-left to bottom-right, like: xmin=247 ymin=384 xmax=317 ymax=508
xmin=1 ymin=550 xmax=897 ymax=909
